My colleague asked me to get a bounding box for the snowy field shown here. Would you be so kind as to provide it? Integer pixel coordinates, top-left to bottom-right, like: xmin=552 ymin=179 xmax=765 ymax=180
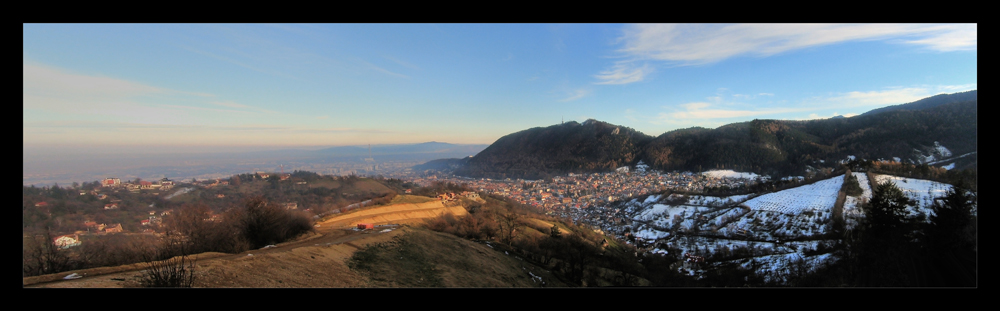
xmin=741 ymin=175 xmax=843 ymax=215
xmin=634 ymin=204 xmax=711 ymax=229
xmin=618 ymin=172 xmax=969 ymax=284
xmin=701 ymin=170 xmax=761 ymax=180
xmin=842 ymin=172 xmax=871 ymax=229
xmin=872 ymin=174 xmax=955 ymax=220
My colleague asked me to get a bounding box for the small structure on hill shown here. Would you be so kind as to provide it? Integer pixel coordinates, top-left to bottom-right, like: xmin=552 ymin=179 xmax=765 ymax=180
xmin=54 ymin=234 xmax=81 ymax=249
xmin=683 ymin=253 xmax=706 ymax=270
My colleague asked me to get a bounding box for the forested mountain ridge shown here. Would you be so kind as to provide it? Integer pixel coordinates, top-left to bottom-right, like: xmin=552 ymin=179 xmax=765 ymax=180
xmin=445 ymin=91 xmax=977 ymax=178
xmin=454 ymin=119 xmax=652 ymax=180
xmin=860 ymin=90 xmax=976 ymax=116
xmin=642 ymin=97 xmax=977 ymax=176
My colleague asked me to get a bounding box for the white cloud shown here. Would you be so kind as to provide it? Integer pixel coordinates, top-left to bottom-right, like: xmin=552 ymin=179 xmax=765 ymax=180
xmin=659 ymin=102 xmax=809 ymax=121
xmin=800 ymin=84 xmax=975 ymax=110
xmin=594 ymin=62 xmax=652 ymax=85
xmin=834 ymin=88 xmax=929 ymax=106
xmin=899 ymin=24 xmax=977 ymax=51
xmin=596 ymin=24 xmax=976 ymax=84
xmin=619 ymin=24 xmax=976 ymax=66
xmin=803 ymin=112 xmax=860 ymax=120
xmin=934 ymin=83 xmax=977 ymax=93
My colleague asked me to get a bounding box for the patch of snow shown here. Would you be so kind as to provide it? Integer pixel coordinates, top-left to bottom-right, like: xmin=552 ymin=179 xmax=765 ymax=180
xmin=942 ymin=163 xmax=955 ymax=170
xmin=164 ymin=187 xmax=195 ymax=200
xmin=873 ymin=174 xmax=956 ymax=221
xmin=934 ymin=141 xmax=952 ymax=158
xmin=643 ymin=195 xmax=661 ymax=204
xmin=701 ymin=170 xmax=759 ymax=179
xmin=734 ymin=253 xmax=836 ymax=284
xmin=636 ymin=161 xmax=649 ymax=173
xmin=742 ymin=175 xmax=843 ymax=215
xmin=839 ymin=155 xmax=856 ymax=164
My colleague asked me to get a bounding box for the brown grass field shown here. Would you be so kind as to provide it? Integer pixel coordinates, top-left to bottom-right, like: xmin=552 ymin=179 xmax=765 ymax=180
xmin=319 ymin=200 xmax=468 ymax=229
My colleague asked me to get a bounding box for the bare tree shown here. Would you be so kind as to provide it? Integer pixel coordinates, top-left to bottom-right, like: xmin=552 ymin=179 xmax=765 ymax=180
xmin=22 ymin=227 xmax=73 ymax=277
xmin=494 ymin=208 xmax=522 ymax=246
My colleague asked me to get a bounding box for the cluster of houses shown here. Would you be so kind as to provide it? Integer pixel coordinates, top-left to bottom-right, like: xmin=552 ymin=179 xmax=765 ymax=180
xmin=82 ymin=221 xmax=124 ymax=234
xmin=102 ymin=177 xmax=174 ymax=192
xmin=436 ymin=191 xmax=480 ymax=202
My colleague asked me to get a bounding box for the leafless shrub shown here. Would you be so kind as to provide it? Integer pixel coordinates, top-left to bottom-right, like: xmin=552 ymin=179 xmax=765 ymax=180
xmin=137 ymin=253 xmax=196 ymax=287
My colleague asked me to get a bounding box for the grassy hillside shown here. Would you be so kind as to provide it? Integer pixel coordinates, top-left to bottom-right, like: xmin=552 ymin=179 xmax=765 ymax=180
xmin=348 ymin=226 xmax=567 ymax=287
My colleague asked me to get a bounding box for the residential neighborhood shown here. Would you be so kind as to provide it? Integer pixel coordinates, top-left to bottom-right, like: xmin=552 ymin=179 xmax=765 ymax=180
xmin=400 ymin=163 xmax=769 ymax=237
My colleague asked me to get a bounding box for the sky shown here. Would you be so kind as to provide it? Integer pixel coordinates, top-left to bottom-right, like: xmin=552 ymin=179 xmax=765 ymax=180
xmin=23 ymin=23 xmax=977 ymax=153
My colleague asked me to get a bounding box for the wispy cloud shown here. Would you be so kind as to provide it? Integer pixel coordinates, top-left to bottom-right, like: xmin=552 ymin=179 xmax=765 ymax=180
xmin=622 ymin=24 xmax=976 ymax=65
xmin=805 ymin=112 xmax=858 ymax=120
xmin=359 ymin=58 xmax=409 ymax=79
xmin=597 ymin=23 xmax=977 ymax=84
xmin=23 ymin=63 xmax=163 ymax=105
xmin=594 ymin=62 xmax=652 ymax=85
xmin=826 ymin=88 xmax=931 ymax=107
xmin=22 ymin=62 xmax=288 ymax=128
xmin=181 ymin=45 xmax=275 ymax=76
xmin=806 ymin=84 xmax=972 ymax=108
xmin=659 ymin=102 xmax=809 ymax=121
xmin=558 ymin=88 xmax=592 ymax=102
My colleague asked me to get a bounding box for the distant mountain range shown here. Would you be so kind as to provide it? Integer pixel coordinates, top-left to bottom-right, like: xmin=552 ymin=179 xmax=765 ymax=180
xmin=317 ymin=141 xmax=487 ymax=158
xmin=433 ymin=90 xmax=977 ymax=179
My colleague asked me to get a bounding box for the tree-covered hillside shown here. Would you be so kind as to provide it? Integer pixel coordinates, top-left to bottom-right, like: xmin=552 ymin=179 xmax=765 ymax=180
xmin=455 ymin=119 xmax=652 ymax=180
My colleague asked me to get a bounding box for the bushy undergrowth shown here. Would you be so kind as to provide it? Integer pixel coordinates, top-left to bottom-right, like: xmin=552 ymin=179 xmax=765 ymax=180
xmin=424 ymin=212 xmax=498 ymax=241
xmin=229 ymin=196 xmax=314 ymax=249
xmin=23 ymin=195 xmax=314 ymax=278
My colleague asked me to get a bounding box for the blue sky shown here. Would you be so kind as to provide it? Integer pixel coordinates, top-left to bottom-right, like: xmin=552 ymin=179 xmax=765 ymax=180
xmin=23 ymin=23 xmax=977 ymax=152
